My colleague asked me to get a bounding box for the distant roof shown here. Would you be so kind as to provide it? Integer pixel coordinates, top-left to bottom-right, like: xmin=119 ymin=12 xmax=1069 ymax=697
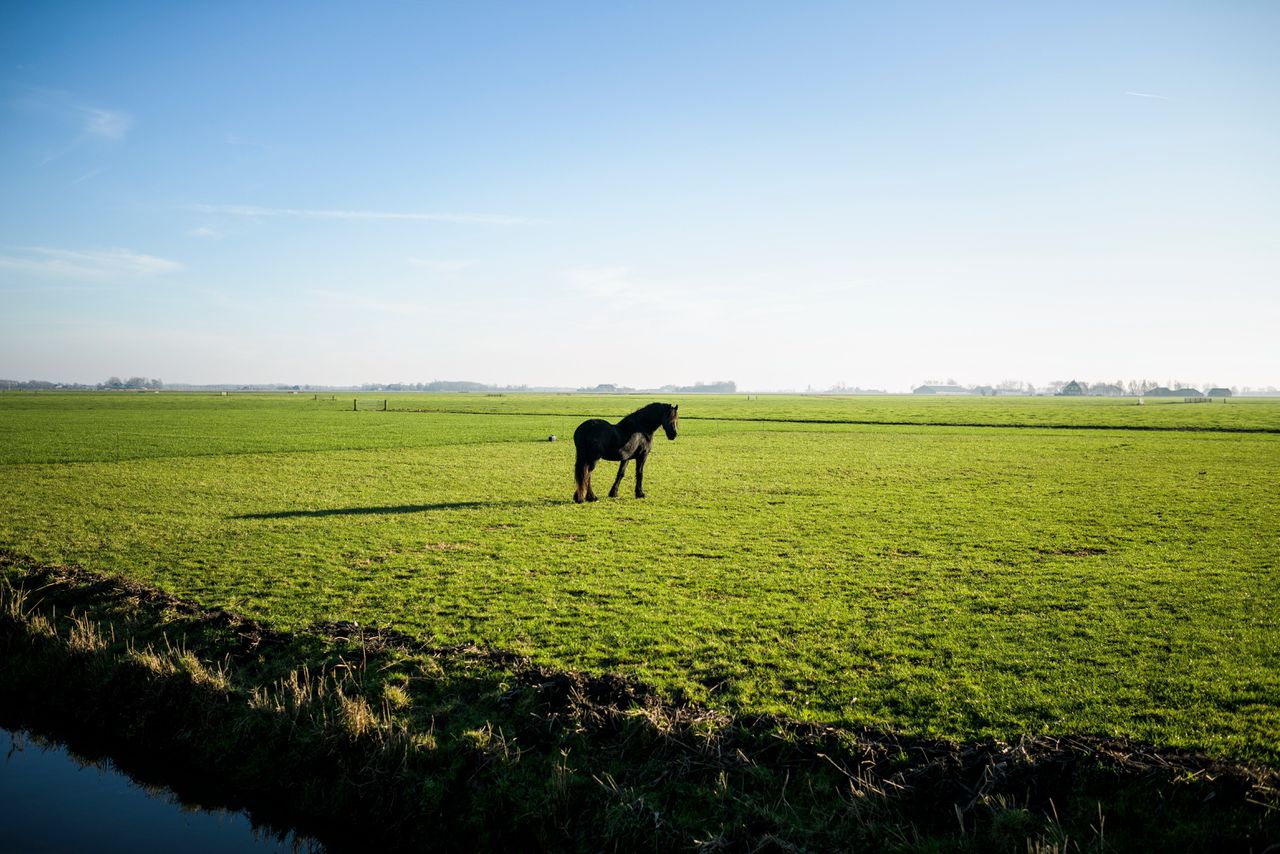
xmin=912 ymin=385 xmax=971 ymax=394
xmin=1146 ymin=387 xmax=1204 ymax=396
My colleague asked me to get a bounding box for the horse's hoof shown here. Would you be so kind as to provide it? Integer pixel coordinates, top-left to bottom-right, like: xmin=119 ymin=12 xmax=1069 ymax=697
xmin=573 ymin=493 xmax=584 ymax=504
xmin=635 ymin=491 xmax=646 ymax=499
xmin=608 ymin=490 xmax=618 ymax=498
xmin=586 ymin=493 xmax=598 ymax=502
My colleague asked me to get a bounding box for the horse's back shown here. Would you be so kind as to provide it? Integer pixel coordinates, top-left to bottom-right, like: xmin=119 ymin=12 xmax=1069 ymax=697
xmin=574 ymin=419 xmax=614 ymax=456
xmin=574 ymin=418 xmax=611 ymax=438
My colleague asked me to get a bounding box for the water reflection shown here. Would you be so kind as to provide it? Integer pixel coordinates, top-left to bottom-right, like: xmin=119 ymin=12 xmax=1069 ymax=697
xmin=0 ymin=729 xmax=322 ymax=853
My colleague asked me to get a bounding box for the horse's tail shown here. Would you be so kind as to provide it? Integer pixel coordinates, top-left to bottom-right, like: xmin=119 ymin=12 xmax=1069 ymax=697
xmin=573 ymin=453 xmax=590 ymax=503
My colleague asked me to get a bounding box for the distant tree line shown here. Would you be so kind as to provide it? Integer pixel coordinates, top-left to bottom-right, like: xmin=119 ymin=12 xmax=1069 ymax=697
xmin=1043 ymin=379 xmax=1238 ymax=396
xmin=818 ymin=383 xmax=887 ymax=394
xmin=577 ymin=383 xmax=637 ymax=393
xmin=356 ymin=381 xmax=531 ymax=392
xmin=919 ymin=378 xmax=1244 ymax=396
xmin=1 ymin=379 xmax=97 ymax=391
xmin=576 ymin=380 xmax=738 ymax=394
xmin=99 ymin=376 xmax=164 ymax=390
xmin=661 ymin=380 xmax=737 ymax=393
xmin=0 ymin=377 xmax=164 ymax=391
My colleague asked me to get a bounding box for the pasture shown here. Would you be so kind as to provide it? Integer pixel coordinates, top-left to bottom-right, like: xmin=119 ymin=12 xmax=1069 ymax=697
xmin=1 ymin=391 xmax=1278 ymax=766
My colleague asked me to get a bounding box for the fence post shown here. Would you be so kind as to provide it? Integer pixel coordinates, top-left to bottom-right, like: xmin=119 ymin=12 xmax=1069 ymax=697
xmin=353 ymin=399 xmax=357 ymax=412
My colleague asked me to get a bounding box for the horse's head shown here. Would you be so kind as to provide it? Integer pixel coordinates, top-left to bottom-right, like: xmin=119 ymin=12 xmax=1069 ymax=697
xmin=662 ymin=404 xmax=679 ymax=440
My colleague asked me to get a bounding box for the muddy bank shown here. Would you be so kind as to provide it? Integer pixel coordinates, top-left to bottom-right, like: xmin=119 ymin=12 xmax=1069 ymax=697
xmin=2 ymin=551 xmax=1276 ymax=851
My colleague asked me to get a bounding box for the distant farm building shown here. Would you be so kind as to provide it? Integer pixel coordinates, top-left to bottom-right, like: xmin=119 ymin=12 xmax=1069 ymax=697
xmin=1147 ymin=387 xmax=1203 ymax=397
xmin=1059 ymin=380 xmax=1085 ymax=396
xmin=912 ymin=385 xmax=971 ymax=395
xmin=1207 ymin=388 xmax=1232 ymax=397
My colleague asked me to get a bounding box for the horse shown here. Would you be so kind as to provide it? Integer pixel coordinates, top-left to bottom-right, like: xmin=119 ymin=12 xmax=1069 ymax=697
xmin=573 ymin=402 xmax=679 ymax=503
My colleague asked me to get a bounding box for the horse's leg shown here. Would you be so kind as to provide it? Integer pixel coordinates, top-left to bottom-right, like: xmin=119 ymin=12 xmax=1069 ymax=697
xmin=585 ymin=460 xmax=598 ymax=501
xmin=608 ymin=459 xmax=629 ymax=498
xmin=634 ymin=451 xmax=648 ymax=498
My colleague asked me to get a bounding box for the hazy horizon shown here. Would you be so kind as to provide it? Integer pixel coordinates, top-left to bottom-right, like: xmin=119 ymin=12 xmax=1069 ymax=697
xmin=3 ymin=3 xmax=1278 ymax=390
xmin=7 ymin=375 xmax=1273 ymax=396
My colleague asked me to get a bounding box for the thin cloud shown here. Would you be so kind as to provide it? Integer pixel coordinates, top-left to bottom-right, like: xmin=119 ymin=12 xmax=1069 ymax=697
xmin=1124 ymin=91 xmax=1174 ymax=100
xmin=14 ymin=87 xmax=133 ymax=163
xmin=194 ymin=204 xmax=532 ymax=225
xmin=563 ymin=266 xmax=728 ymax=318
xmin=69 ymin=167 xmax=106 ymax=186
xmin=564 ymin=266 xmax=635 ymax=297
xmin=225 ymin=133 xmax=263 ymax=147
xmin=562 ymin=266 xmax=862 ymax=327
xmin=223 ymin=133 xmax=277 ymax=155
xmin=187 ymin=226 xmax=223 ymax=239
xmin=79 ymin=105 xmax=132 ymax=139
xmin=0 ymin=247 xmax=182 ymax=279
xmin=305 ymin=288 xmax=432 ymax=316
xmin=408 ymin=257 xmax=475 ymax=272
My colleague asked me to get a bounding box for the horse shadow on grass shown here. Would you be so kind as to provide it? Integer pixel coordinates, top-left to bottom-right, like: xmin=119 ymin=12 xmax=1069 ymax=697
xmin=232 ymin=499 xmax=558 ymax=520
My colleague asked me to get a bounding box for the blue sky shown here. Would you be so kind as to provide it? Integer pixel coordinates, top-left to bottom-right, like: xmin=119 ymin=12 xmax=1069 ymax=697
xmin=2 ymin=1 xmax=1277 ymax=390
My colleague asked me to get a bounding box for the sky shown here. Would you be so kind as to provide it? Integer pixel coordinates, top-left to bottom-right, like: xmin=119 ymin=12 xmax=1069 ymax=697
xmin=1 ymin=1 xmax=1277 ymax=391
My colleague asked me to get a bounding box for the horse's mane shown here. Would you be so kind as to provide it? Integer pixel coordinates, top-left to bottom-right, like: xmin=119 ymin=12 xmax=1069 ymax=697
xmin=617 ymin=402 xmax=672 ymax=434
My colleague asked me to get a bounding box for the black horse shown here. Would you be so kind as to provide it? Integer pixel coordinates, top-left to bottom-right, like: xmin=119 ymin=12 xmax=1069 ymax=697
xmin=573 ymin=402 xmax=679 ymax=503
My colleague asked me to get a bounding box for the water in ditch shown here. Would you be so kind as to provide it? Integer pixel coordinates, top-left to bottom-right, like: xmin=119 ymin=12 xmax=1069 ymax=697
xmin=0 ymin=727 xmax=321 ymax=853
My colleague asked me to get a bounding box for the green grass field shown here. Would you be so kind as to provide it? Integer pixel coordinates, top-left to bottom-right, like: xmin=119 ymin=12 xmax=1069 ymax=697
xmin=2 ymin=391 xmax=1278 ymax=764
